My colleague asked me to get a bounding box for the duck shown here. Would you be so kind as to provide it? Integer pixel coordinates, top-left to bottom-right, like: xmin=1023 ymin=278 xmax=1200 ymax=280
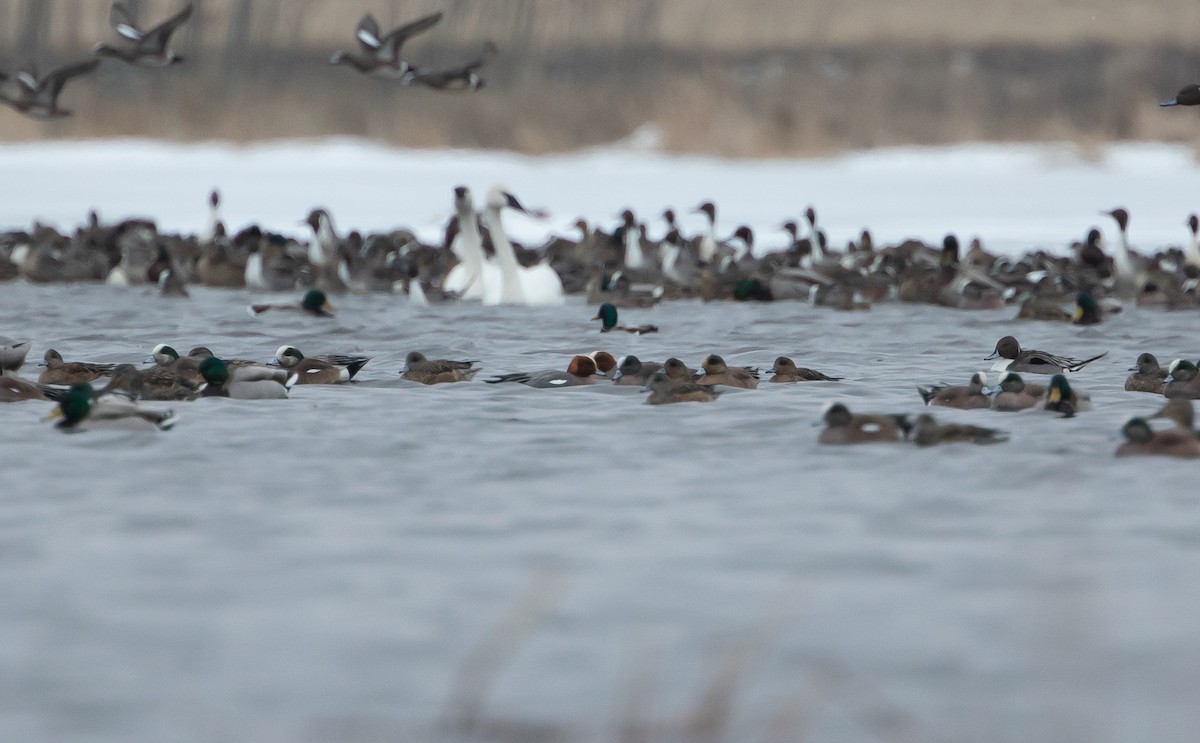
xmin=147 ymin=344 xmax=201 ymax=381
xmin=38 ymin=349 xmax=114 ymax=385
xmin=593 ymin=303 xmax=657 ymax=334
xmin=1164 ymin=359 xmax=1200 ymax=399
xmin=272 ymin=345 xmax=368 ymax=384
xmin=249 ymin=289 xmax=335 ymax=317
xmin=481 ymin=186 xmax=564 ymax=306
xmin=768 ymin=356 xmax=840 ymax=383
xmin=187 ymin=346 xmax=288 ymax=384
xmin=990 ymin=373 xmax=1041 ymax=412
xmin=0 ymin=59 xmax=99 ymax=119
xmin=198 ymin=357 xmax=292 ymax=399
xmin=644 ymin=370 xmax=721 ymax=404
xmin=1101 ymin=207 xmax=1143 ymax=298
xmin=985 ymin=335 xmax=1106 ymax=374
xmin=909 ymin=414 xmax=1009 ymax=447
xmin=0 ymin=340 xmax=32 ymax=376
xmin=408 ymin=42 xmax=497 ymax=91
xmin=1115 ymin=417 xmax=1200 ymax=458
xmin=484 ymin=355 xmax=601 ymax=388
xmin=918 ymin=372 xmax=990 ymax=409
xmin=93 ymin=1 xmax=193 ymax=66
xmin=45 ymin=382 xmax=176 ymax=431
xmin=400 ymin=351 xmax=479 ymax=384
xmin=611 ymin=355 xmax=663 ymax=386
xmin=0 ymin=374 xmax=44 ymax=402
xmin=1042 ymin=374 xmax=1090 ymax=417
xmin=587 ymin=351 xmax=618 ymax=377
xmin=698 ymin=354 xmax=758 ymax=389
xmin=1071 ymin=290 xmax=1102 ymax=325
xmin=329 ymin=11 xmax=442 ymax=78
xmin=818 ymin=403 xmax=910 ymax=444
xmin=1150 ymin=398 xmax=1199 ymax=435
xmin=1160 ymin=84 xmax=1200 ymax=107
xmin=136 ymin=363 xmax=200 ymax=400
xmin=1125 ymin=353 xmax=1167 ymax=394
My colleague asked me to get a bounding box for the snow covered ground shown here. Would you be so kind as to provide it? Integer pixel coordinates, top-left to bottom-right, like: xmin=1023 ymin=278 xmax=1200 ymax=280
xmin=2 ymin=136 xmax=1198 ymax=256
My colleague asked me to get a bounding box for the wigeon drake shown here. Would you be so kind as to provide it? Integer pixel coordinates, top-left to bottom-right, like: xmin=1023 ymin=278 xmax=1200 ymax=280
xmin=484 ymin=355 xmax=601 ymax=388
xmin=818 ymin=403 xmax=910 ymax=445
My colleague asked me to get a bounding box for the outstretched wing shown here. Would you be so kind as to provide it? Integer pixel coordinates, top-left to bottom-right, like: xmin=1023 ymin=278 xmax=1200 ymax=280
xmin=356 ymin=14 xmax=382 ymax=50
xmin=144 ymin=2 xmax=194 ymax=45
xmin=42 ymin=59 xmax=100 ymax=102
xmin=109 ymin=1 xmax=144 ymax=40
xmin=464 ymin=41 xmax=499 ymax=72
xmin=378 ymin=11 xmax=443 ymax=58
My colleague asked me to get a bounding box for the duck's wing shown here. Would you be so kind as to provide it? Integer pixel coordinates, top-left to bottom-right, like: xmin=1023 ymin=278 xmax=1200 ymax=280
xmin=355 ymin=14 xmax=383 ymax=50
xmin=143 ymin=2 xmax=193 ymax=46
xmin=109 ymin=1 xmax=144 ymax=41
xmin=377 ymin=11 xmax=443 ymax=58
xmin=41 ymin=59 xmax=100 ymax=103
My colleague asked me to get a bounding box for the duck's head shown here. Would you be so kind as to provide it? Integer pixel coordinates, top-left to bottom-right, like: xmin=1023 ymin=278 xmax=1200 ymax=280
xmin=1168 ymin=359 xmax=1198 ymax=383
xmin=404 ymin=351 xmax=428 ymax=367
xmin=701 ymin=354 xmax=728 ymax=375
xmin=588 ymin=351 xmax=616 ymax=376
xmin=150 ymin=344 xmax=179 ymax=366
xmin=968 ymin=371 xmax=988 ymax=393
xmin=1044 ymin=374 xmax=1073 ymax=412
xmin=486 ymin=186 xmax=529 ymax=215
xmin=691 ymin=201 xmax=716 ymax=223
xmin=1121 ymin=416 xmax=1154 ymax=444
xmin=301 ymin=289 xmax=333 ymax=314
xmin=42 ymin=348 xmax=64 ymax=367
xmin=453 ymin=186 xmax=473 ymax=215
xmin=303 ymin=208 xmax=331 ymax=234
xmin=1073 ymin=290 xmax=1098 ymax=322
xmin=1102 ymin=207 xmax=1130 ymax=232
xmin=274 ymin=345 xmax=305 ymax=368
xmin=664 ymin=357 xmax=692 ymax=379
xmin=593 ymin=303 xmax=619 ymax=330
xmin=986 ymin=336 xmax=1021 ymax=361
xmin=198 ymin=357 xmax=229 ymax=386
xmin=47 ymin=383 xmax=95 ymax=428
xmin=822 ymin=401 xmax=852 ymax=428
xmin=188 ymin=346 xmax=215 ymax=360
xmin=1132 ymin=352 xmax=1160 ymax=373
xmin=773 ymin=356 xmax=797 ymax=374
xmin=566 ymin=355 xmax=598 ymax=378
xmin=615 ymin=355 xmax=642 ymax=380
xmin=998 ymin=372 xmax=1025 ymax=393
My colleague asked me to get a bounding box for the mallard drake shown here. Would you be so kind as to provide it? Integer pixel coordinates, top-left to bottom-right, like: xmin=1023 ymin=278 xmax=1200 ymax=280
xmin=45 ymin=382 xmax=176 ymax=431
xmin=592 ymin=303 xmax=658 ymax=334
xmin=249 ymin=289 xmax=334 ymax=318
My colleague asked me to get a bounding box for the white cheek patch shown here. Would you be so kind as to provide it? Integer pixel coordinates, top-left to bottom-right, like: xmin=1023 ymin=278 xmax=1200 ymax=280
xmin=862 ymin=423 xmax=881 ymax=433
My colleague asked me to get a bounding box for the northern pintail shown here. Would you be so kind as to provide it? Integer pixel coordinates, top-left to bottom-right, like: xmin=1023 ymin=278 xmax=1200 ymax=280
xmin=94 ymin=1 xmax=193 ymax=66
xmin=400 ymin=351 xmax=479 ymax=384
xmin=0 ymin=59 xmax=99 ymax=119
xmin=909 ymin=414 xmax=1008 ymax=447
xmin=1115 ymin=417 xmax=1200 ymax=458
xmin=985 ymin=335 xmax=1106 ymax=374
xmin=918 ymin=372 xmax=990 ymax=409
xmin=1126 ymin=353 xmax=1167 ymax=394
xmin=593 ymin=303 xmax=658 ymax=334
xmin=768 ymin=356 xmax=840 ymax=383
xmin=818 ymin=403 xmax=910 ymax=445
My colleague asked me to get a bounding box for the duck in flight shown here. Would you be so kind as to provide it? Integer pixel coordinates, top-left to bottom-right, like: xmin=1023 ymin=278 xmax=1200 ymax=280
xmin=0 ymin=59 xmax=99 ymax=119
xmin=93 ymin=2 xmax=194 ymax=67
xmin=330 ymin=11 xmax=443 ymax=78
xmin=408 ymin=42 xmax=497 ymax=91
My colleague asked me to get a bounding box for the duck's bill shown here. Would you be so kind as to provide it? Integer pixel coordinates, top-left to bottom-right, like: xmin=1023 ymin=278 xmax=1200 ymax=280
xmin=984 ymin=351 xmax=998 ymax=359
xmin=323 ymin=301 xmax=335 ymax=311
xmin=42 ymin=406 xmax=63 ymax=422
xmin=1160 ymin=99 xmax=1179 ymax=107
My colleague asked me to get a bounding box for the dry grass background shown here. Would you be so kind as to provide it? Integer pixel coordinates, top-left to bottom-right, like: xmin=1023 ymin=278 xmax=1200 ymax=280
xmin=2 ymin=0 xmax=1200 ymax=154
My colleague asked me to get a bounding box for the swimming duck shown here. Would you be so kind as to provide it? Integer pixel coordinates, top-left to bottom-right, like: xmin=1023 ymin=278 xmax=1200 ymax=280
xmin=593 ymin=303 xmax=658 ymax=334
xmin=0 ymin=340 xmax=32 ymax=375
xmin=249 ymin=289 xmax=334 ymax=317
xmin=136 ymin=363 xmax=200 ymax=400
xmin=611 ymin=355 xmax=663 ymax=386
xmin=198 ymin=357 xmax=291 ymax=399
xmin=146 ymin=344 xmax=202 ymax=381
xmin=1115 ymin=417 xmax=1200 ymax=458
xmin=990 ymin=373 xmax=1041 ymax=412
xmin=400 ymin=351 xmax=479 ymax=384
xmin=818 ymin=403 xmax=910 ymax=444
xmin=1160 ymin=84 xmax=1200 ymax=107
xmin=272 ymin=345 xmax=369 ymax=384
xmin=587 ymin=351 xmax=618 ymax=377
xmin=1042 ymin=374 xmax=1090 ymax=417
xmin=38 ymin=349 xmax=114 ymax=385
xmin=1164 ymin=359 xmax=1200 ymax=399
xmin=329 ymin=11 xmax=442 ymax=78
xmin=918 ymin=372 xmax=990 ymax=409
xmin=93 ymin=2 xmax=193 ymax=66
xmin=909 ymin=414 xmax=1009 ymax=447
xmin=985 ymin=335 xmax=1106 ymax=374
xmin=644 ymin=370 xmax=721 ymax=404
xmin=0 ymin=59 xmax=99 ymax=119
xmin=1125 ymin=353 xmax=1167 ymax=394
xmin=0 ymin=375 xmax=44 ymax=402
xmin=1071 ymin=290 xmax=1102 ymax=325
xmin=408 ymin=42 xmax=497 ymax=91
xmin=46 ymin=382 xmax=176 ymax=431
xmin=768 ymin=356 xmax=840 ymax=383
xmin=484 ymin=355 xmax=600 ymax=388
xmin=698 ymin=354 xmax=758 ymax=389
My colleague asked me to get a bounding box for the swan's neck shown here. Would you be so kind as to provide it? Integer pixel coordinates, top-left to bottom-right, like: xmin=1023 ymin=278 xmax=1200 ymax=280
xmin=809 ymin=220 xmax=825 ymax=263
xmin=455 ymin=207 xmax=483 ymax=271
xmin=1113 ymin=228 xmax=1134 ymax=279
xmin=486 ymin=206 xmax=525 ymax=302
xmin=624 ymin=227 xmax=645 ymax=269
xmin=310 ymin=214 xmax=338 ymax=266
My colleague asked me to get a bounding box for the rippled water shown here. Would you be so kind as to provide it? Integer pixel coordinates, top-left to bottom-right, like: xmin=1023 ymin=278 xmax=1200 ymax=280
xmin=3 ymin=282 xmax=1199 ymax=743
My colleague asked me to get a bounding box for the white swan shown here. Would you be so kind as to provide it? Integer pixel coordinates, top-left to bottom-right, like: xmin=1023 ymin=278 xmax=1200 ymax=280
xmin=482 ymin=185 xmax=564 ymax=306
xmin=443 ymin=186 xmax=498 ymax=301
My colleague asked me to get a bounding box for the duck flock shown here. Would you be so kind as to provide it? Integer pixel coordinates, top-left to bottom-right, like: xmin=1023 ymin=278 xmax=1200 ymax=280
xmin=0 ymin=2 xmax=492 ymax=119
